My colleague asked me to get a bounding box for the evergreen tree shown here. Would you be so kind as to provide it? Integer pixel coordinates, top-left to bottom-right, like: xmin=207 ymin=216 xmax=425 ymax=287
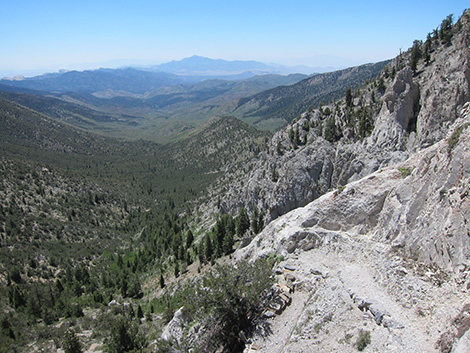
xmin=236 ymin=207 xmax=250 ymax=236
xmin=214 ymin=219 xmax=225 ymax=258
xmin=222 ymin=224 xmax=234 ymax=255
xmin=55 ymin=279 xmax=64 ymax=294
xmin=203 ymin=233 xmax=213 ymax=263
xmin=128 ymin=276 xmax=142 ymax=298
xmin=324 ymin=116 xmax=336 ymax=142
xmin=174 ymin=263 xmax=180 ymax=278
xmin=410 ymin=40 xmax=422 ymax=73
xmin=120 ymin=278 xmax=128 ymax=298
xmin=185 ymin=230 xmax=194 ymax=249
xmin=424 ymin=33 xmax=432 ymax=65
xmin=288 ymin=127 xmax=295 ymax=143
xmin=377 ymin=77 xmax=386 ymax=93
xmin=106 ymin=317 xmax=139 ymax=353
xmin=8 ymin=284 xmax=25 ymax=309
xmin=294 ymin=127 xmax=300 ymax=147
xmin=188 ymin=260 xmax=274 ymax=352
xmin=251 ymin=206 xmax=260 ymax=234
xmin=62 ymin=329 xmax=82 ymax=353
xmin=439 ymin=14 xmax=453 ymax=44
xmin=137 ymin=305 xmax=144 ymax=319
xmin=345 ymin=88 xmax=353 ymax=108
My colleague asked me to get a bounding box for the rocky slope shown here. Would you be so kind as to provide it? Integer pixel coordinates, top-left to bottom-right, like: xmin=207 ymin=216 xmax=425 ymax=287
xmin=211 ymin=10 xmax=470 ymax=228
xmin=236 ymin=101 xmax=470 ymax=352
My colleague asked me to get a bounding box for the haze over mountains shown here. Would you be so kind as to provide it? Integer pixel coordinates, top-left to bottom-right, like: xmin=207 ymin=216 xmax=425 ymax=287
xmin=1 ymin=55 xmax=321 ymax=82
xmin=0 ymin=56 xmax=385 ymax=141
xmin=147 ymin=55 xmax=325 ymax=76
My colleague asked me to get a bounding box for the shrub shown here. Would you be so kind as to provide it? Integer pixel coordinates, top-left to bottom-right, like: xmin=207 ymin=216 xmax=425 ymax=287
xmin=398 ymin=167 xmax=412 ymax=178
xmin=448 ymin=125 xmax=463 ymax=152
xmin=62 ymin=329 xmax=82 ymax=353
xmin=356 ymin=329 xmax=371 ymax=351
xmin=187 ymin=259 xmax=274 ymax=352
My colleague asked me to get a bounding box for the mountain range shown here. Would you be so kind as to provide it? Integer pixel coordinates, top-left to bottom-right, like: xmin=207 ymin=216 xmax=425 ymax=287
xmin=0 ymin=56 xmax=384 ymax=141
xmin=147 ymin=55 xmax=319 ymax=75
xmin=0 ymin=55 xmax=319 ymax=85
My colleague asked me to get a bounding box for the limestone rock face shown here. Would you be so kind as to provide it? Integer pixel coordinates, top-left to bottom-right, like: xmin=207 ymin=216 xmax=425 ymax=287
xmin=161 ymin=307 xmax=189 ymax=344
xmin=415 ymin=18 xmax=470 ymax=148
xmin=216 ymin=133 xmax=337 ymax=222
xmin=236 ymin=103 xmax=470 ymax=353
xmin=375 ymin=105 xmax=470 ymax=274
xmin=369 ymin=67 xmax=420 ymax=150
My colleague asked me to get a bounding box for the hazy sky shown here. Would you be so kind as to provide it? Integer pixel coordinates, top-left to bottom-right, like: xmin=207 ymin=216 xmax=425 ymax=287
xmin=1 ymin=0 xmax=468 ymax=77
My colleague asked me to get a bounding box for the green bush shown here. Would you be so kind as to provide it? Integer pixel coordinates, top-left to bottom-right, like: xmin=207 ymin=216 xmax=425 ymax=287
xmin=356 ymin=330 xmax=371 ymax=351
xmin=398 ymin=167 xmax=412 ymax=178
xmin=62 ymin=329 xmax=82 ymax=353
xmin=448 ymin=126 xmax=463 ymax=152
xmin=187 ymin=259 xmax=274 ymax=352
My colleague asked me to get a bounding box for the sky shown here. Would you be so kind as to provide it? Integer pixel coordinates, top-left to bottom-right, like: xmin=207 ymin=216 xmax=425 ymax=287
xmin=1 ymin=0 xmax=468 ymax=77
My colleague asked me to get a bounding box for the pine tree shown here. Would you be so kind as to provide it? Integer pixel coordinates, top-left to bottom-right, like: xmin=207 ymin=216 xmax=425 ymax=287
xmin=345 ymin=88 xmax=353 ymax=108
xmin=137 ymin=305 xmax=144 ymax=319
xmin=324 ymin=116 xmax=336 ymax=142
xmin=294 ymin=127 xmax=300 ymax=147
xmin=203 ymin=233 xmax=213 ymax=263
xmin=251 ymin=206 xmax=260 ymax=234
xmin=106 ymin=317 xmax=138 ymax=353
xmin=185 ymin=230 xmax=194 ymax=249
xmin=174 ymin=263 xmax=180 ymax=278
xmin=236 ymin=207 xmax=250 ymax=236
xmin=410 ymin=40 xmax=422 ymax=74
xmin=439 ymin=14 xmax=453 ymax=45
xmin=214 ymin=219 xmax=225 ymax=258
xmin=62 ymin=329 xmax=82 ymax=353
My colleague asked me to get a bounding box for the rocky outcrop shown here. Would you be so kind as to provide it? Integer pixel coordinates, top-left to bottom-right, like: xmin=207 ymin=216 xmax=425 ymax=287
xmin=415 ymin=15 xmax=470 ymax=148
xmin=369 ymin=67 xmax=420 ymax=150
xmin=161 ymin=307 xmax=191 ymax=344
xmin=235 ymin=102 xmax=470 ymax=352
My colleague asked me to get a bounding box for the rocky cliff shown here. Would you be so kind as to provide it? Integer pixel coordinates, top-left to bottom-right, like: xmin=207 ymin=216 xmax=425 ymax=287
xmin=210 ymin=10 xmax=470 ymax=229
xmin=236 ymin=101 xmax=470 ymax=352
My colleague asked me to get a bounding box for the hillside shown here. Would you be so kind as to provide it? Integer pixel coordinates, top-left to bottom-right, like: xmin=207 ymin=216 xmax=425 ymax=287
xmin=0 ymin=72 xmax=307 ymax=143
xmin=0 ymin=68 xmax=191 ymax=94
xmin=0 ymin=92 xmax=272 ymax=352
xmin=149 ymin=55 xmax=279 ymax=75
xmin=228 ymin=60 xmax=388 ymax=129
xmin=237 ymin=102 xmax=470 ymax=351
xmin=0 ymin=59 xmax=388 ymax=141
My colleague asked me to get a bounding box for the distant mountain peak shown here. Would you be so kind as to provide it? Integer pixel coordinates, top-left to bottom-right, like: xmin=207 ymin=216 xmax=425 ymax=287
xmin=149 ymin=56 xmax=316 ymax=76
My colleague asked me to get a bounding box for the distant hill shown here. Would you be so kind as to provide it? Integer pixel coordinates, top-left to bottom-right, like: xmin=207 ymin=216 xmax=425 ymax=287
xmin=227 ymin=60 xmax=389 ymax=128
xmin=0 ymin=58 xmax=387 ymax=140
xmin=148 ymin=55 xmax=317 ymax=76
xmin=0 ymin=68 xmax=190 ymax=94
xmin=150 ymin=55 xmax=279 ymax=75
xmin=0 ymin=57 xmax=318 ymax=96
xmin=0 ymin=73 xmax=310 ymax=142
